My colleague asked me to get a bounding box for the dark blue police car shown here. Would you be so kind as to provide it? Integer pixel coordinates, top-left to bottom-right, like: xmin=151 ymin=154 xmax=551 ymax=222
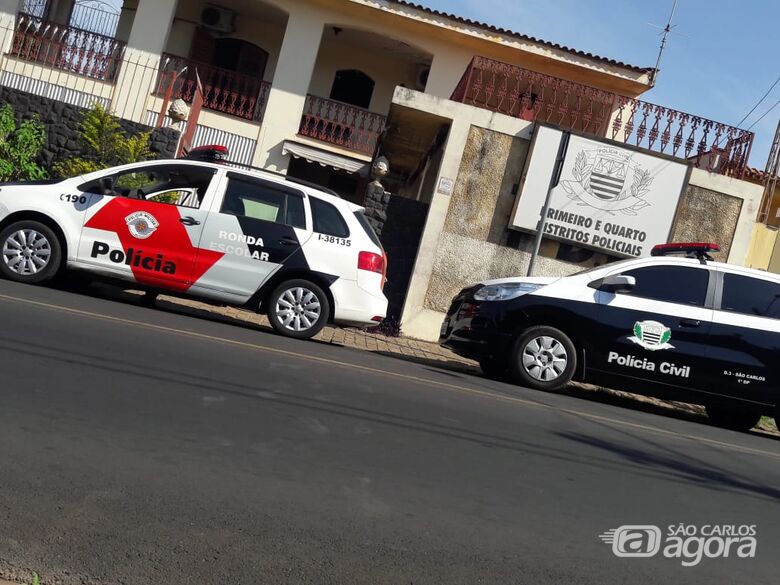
xmin=440 ymin=243 xmax=780 ymax=432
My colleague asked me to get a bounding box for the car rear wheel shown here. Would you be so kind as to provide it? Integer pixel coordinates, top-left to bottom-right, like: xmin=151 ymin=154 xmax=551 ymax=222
xmin=509 ymin=326 xmax=576 ymax=391
xmin=0 ymin=220 xmax=62 ymax=284
xmin=267 ymin=279 xmax=330 ymax=340
xmin=705 ymin=404 xmax=761 ymax=432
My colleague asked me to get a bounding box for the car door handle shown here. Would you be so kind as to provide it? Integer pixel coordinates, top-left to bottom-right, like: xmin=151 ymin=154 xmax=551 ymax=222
xmin=179 ymin=216 xmax=201 ymax=226
xmin=279 ymin=237 xmax=298 ymax=246
xmin=679 ymin=319 xmax=701 ymax=328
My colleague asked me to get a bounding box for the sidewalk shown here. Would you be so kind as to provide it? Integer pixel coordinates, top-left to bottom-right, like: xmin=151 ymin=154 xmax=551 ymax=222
xmin=140 ymin=291 xmax=481 ymax=374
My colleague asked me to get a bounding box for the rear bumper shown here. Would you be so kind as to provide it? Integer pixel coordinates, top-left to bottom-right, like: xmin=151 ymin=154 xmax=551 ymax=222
xmin=331 ymin=278 xmax=388 ymax=327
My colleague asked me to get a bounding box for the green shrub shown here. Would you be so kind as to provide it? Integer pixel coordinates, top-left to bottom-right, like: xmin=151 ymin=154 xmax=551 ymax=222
xmin=0 ymin=103 xmax=48 ymax=182
xmin=53 ymin=102 xmax=154 ymax=179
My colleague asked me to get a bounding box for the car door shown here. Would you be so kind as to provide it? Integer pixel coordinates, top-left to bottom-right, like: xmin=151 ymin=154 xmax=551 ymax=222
xmin=77 ymin=163 xmax=219 ymax=293
xmin=190 ymin=171 xmax=312 ymax=301
xmin=707 ymin=269 xmax=780 ymax=405
xmin=588 ymin=263 xmax=715 ymax=392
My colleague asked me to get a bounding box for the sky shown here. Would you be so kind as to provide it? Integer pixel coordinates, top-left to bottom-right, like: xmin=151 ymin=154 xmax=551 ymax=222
xmin=420 ymin=0 xmax=780 ymax=169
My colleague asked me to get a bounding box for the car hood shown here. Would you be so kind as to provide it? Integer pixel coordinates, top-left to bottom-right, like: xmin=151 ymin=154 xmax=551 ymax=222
xmin=479 ymin=275 xmax=561 ymax=287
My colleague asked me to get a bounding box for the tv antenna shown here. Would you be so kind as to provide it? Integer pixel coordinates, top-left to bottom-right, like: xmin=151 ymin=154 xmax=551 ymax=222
xmin=650 ymin=0 xmax=680 ymax=86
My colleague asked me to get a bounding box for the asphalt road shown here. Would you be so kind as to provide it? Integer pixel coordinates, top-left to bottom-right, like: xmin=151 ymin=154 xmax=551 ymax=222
xmin=0 ymin=279 xmax=778 ymax=585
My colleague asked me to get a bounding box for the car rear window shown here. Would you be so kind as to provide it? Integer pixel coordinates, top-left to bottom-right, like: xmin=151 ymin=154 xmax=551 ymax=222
xmin=721 ymin=273 xmax=780 ymax=318
xmin=310 ymin=197 xmax=349 ymax=238
xmin=354 ymin=211 xmax=382 ymax=248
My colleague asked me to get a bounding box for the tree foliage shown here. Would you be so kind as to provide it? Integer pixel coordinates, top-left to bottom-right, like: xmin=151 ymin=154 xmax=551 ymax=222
xmin=53 ymin=103 xmax=154 ymax=179
xmin=0 ymin=103 xmax=48 ymax=182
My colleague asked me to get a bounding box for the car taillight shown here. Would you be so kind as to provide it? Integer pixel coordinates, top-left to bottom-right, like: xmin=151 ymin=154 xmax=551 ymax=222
xmin=358 ymin=251 xmax=384 ymax=274
xmin=358 ymin=251 xmax=387 ymax=289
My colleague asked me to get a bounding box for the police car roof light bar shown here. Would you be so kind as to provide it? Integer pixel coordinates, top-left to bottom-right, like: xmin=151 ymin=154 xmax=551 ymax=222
xmin=651 ymin=242 xmax=720 ymax=263
xmin=180 ymin=145 xmax=341 ymax=198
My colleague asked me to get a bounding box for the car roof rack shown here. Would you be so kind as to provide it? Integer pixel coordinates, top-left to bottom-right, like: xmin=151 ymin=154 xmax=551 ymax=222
xmin=181 ymin=144 xmax=341 ymax=198
xmin=650 ymin=242 xmax=720 ymax=264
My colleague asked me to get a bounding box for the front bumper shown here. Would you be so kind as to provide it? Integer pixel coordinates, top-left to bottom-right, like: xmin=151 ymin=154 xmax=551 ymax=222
xmin=438 ymin=287 xmax=513 ymax=360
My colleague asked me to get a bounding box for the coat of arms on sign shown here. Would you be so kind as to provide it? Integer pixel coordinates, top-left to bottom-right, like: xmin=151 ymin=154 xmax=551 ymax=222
xmin=561 ymin=148 xmax=654 ymax=216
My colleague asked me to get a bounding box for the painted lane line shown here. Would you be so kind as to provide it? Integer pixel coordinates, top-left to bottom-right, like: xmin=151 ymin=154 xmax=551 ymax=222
xmin=0 ymin=291 xmax=778 ymax=461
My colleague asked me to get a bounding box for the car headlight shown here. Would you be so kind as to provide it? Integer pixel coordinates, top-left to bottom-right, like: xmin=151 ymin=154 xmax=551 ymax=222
xmin=472 ymin=282 xmax=543 ymax=301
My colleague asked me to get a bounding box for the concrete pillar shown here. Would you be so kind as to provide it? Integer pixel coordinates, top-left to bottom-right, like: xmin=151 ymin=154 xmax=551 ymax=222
xmin=252 ymin=7 xmax=325 ymax=172
xmin=114 ymin=0 xmax=138 ymax=44
xmin=110 ymin=0 xmax=177 ymax=122
xmin=47 ymin=0 xmax=74 ymax=25
xmin=425 ymin=49 xmax=473 ymax=100
xmin=0 ymin=0 xmax=19 ymax=58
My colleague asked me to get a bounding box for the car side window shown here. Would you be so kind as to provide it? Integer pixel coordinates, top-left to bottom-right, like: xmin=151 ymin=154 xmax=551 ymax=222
xmin=721 ymin=273 xmax=780 ymax=318
xmin=79 ymin=165 xmax=216 ymax=209
xmin=221 ymin=174 xmax=306 ymax=229
xmin=310 ymin=197 xmax=349 ymax=237
xmin=618 ymin=265 xmax=710 ymax=307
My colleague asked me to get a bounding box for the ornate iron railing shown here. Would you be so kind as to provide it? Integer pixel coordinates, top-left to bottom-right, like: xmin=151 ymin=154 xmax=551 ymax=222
xmin=451 ymin=56 xmax=754 ymax=177
xmin=299 ymin=95 xmax=386 ymax=155
xmin=9 ymin=12 xmax=125 ymax=82
xmin=156 ymin=54 xmax=271 ymax=122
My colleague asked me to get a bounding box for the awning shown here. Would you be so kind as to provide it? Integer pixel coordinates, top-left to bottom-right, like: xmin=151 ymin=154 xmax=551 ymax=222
xmin=282 ymin=140 xmax=370 ymax=176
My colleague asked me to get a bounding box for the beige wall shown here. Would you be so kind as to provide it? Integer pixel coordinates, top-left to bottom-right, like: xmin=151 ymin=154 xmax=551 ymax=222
xmin=393 ymin=89 xmax=766 ymax=341
xmin=167 ymin=0 xmax=287 ymax=83
xmin=308 ymin=35 xmax=426 ymax=113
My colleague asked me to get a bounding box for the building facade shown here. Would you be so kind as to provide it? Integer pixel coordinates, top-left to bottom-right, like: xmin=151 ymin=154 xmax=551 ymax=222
xmin=0 ymin=0 xmax=763 ymax=340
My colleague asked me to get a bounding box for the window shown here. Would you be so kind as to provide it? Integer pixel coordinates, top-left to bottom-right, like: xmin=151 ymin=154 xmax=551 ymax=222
xmin=79 ymin=165 xmax=216 ymax=209
xmin=329 ymin=69 xmax=374 ymax=109
xmin=221 ymin=174 xmax=306 ymax=229
xmin=354 ymin=211 xmax=381 ymax=247
xmin=618 ymin=265 xmax=710 ymax=307
xmin=721 ymin=273 xmax=780 ymax=318
xmin=311 ymin=197 xmax=349 ymax=237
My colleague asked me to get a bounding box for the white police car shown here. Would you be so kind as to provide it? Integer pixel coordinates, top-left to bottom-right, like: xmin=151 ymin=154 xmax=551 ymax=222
xmin=440 ymin=243 xmax=780 ymax=432
xmin=0 ymin=146 xmax=388 ymax=339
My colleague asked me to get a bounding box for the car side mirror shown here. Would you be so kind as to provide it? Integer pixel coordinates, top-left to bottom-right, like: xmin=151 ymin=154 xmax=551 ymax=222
xmin=590 ymin=274 xmax=636 ymax=294
xmin=100 ymin=176 xmax=114 ymax=194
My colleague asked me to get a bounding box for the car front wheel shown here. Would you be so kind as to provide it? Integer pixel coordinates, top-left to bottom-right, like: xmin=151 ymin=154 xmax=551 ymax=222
xmin=706 ymin=404 xmax=761 ymax=432
xmin=509 ymin=326 xmax=576 ymax=391
xmin=267 ymin=279 xmax=330 ymax=339
xmin=0 ymin=220 xmax=62 ymax=284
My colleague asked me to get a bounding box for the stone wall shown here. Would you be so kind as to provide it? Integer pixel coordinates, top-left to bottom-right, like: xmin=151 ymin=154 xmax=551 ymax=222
xmin=424 ymin=126 xmax=584 ymax=313
xmin=0 ymin=87 xmax=180 ymax=170
xmin=670 ymin=184 xmax=742 ymax=262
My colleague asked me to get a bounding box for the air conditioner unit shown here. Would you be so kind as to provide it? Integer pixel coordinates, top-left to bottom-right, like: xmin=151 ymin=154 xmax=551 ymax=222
xmin=415 ymin=65 xmax=430 ymax=90
xmin=200 ymin=3 xmax=236 ymax=34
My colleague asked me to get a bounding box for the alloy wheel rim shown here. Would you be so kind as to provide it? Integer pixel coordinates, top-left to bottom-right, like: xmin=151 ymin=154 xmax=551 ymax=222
xmin=275 ymin=286 xmax=322 ymax=332
xmin=522 ymin=336 xmax=568 ymax=381
xmin=2 ymin=229 xmax=52 ymax=276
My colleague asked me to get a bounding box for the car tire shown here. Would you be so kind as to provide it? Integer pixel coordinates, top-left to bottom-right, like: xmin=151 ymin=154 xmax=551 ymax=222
xmin=267 ymin=278 xmax=330 ymax=340
xmin=479 ymin=358 xmax=508 ymax=381
xmin=509 ymin=326 xmax=577 ymax=391
xmin=705 ymin=404 xmax=761 ymax=432
xmin=0 ymin=220 xmax=62 ymax=284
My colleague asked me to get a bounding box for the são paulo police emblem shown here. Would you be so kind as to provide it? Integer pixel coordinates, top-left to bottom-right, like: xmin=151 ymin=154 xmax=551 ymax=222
xmin=125 ymin=211 xmax=159 ymax=240
xmin=561 ymin=147 xmax=654 ymax=216
xmin=628 ymin=320 xmax=674 ymax=351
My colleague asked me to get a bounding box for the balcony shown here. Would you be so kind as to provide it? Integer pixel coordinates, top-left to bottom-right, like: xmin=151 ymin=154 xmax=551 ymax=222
xmin=9 ymin=12 xmax=125 ymax=82
xmin=156 ymin=54 xmax=271 ymax=122
xmin=452 ymin=56 xmax=754 ymax=177
xmin=298 ymin=95 xmax=386 ymax=156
